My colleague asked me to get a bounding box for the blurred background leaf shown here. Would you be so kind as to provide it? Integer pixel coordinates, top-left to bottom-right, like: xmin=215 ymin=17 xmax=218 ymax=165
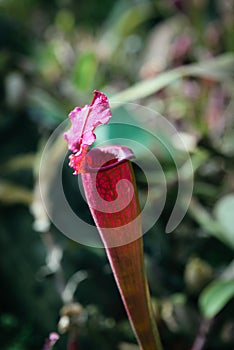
xmin=199 ymin=279 xmax=234 ymax=319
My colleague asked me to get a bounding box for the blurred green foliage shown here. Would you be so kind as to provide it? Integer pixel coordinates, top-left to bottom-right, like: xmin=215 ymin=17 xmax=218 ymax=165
xmin=0 ymin=0 xmax=234 ymax=349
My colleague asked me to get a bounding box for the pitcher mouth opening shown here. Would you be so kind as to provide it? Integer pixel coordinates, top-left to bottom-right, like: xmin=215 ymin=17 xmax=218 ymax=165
xmin=85 ymin=145 xmax=135 ymax=172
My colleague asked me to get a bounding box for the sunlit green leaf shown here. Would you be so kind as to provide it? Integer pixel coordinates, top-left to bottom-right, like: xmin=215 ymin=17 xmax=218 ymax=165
xmin=72 ymin=52 xmax=98 ymax=91
xmin=110 ymin=54 xmax=234 ymax=105
xmin=214 ymin=194 xmax=234 ymax=250
xmin=188 ymin=199 xmax=234 ymax=250
xmin=0 ymin=181 xmax=32 ymax=205
xmin=199 ymin=279 xmax=234 ymax=318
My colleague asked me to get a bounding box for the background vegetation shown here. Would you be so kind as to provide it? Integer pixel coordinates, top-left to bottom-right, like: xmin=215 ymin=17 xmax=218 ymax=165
xmin=0 ymin=0 xmax=234 ymax=349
